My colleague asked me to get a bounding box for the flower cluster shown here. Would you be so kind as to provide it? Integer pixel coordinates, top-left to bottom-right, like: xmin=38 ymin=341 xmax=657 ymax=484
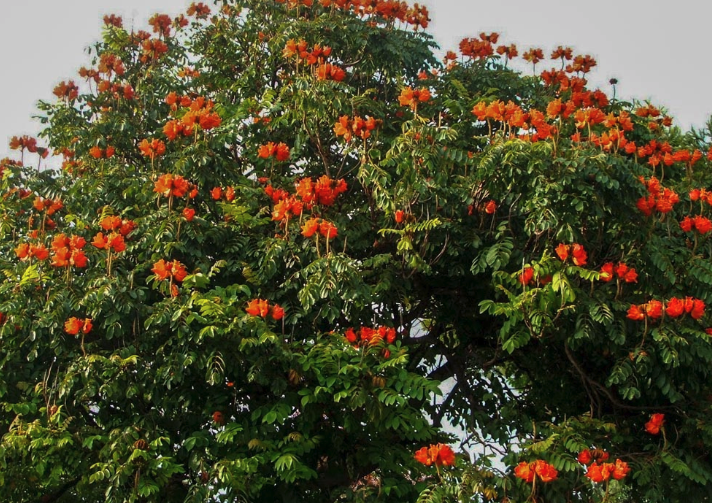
xmin=333 ymin=115 xmax=379 ymax=141
xmin=458 ymin=32 xmax=499 ymax=60
xmin=295 ymin=175 xmax=347 ymax=208
xmin=599 ymin=262 xmax=637 ymax=283
xmin=577 ymin=449 xmax=630 ymax=482
xmin=398 ymin=87 xmax=431 ymax=110
xmin=211 ymin=186 xmax=236 ymax=202
xmin=154 ymin=174 xmax=196 ymax=198
xmin=555 ymin=243 xmax=587 ymax=266
xmin=514 ymin=460 xmax=558 ymax=483
xmin=53 ymin=80 xmax=80 ymax=101
xmin=344 ymin=325 xmax=397 ymax=346
xmin=257 ymin=142 xmax=290 ymax=162
xmin=49 ymin=234 xmax=88 ymax=268
xmin=91 ymin=216 xmax=134 ymax=253
xmin=472 ymin=99 xmax=555 ymax=141
xmin=9 ymin=135 xmax=39 ymax=153
xmin=245 ymin=299 xmax=284 ymax=320
xmin=139 ymin=138 xmax=166 ymax=159
xmin=636 ymin=176 xmax=679 ymax=216
xmin=301 ymin=217 xmax=337 ymax=239
xmin=15 ymin=242 xmax=50 ymax=262
xmin=680 ymin=215 xmax=712 ymax=234
xmin=315 ymin=63 xmax=346 ymax=81
xmin=163 ymin=95 xmax=222 ymax=138
xmin=65 ymin=317 xmax=92 ymax=336
xmin=283 ymin=39 xmax=332 ymax=64
xmin=33 ymin=196 xmax=63 ymax=216
xmin=278 ymin=0 xmax=429 ymax=30
xmin=645 ymin=413 xmax=665 ymax=435
xmin=414 ymin=443 xmax=455 ymax=467
xmin=627 ymin=297 xmax=705 ymax=321
xmin=187 ymin=2 xmax=211 ymax=18
xmin=140 ymin=38 xmax=169 ymax=63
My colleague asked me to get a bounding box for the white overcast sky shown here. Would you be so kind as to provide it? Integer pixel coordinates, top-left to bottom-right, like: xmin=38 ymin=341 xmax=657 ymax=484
xmin=2 ymin=1 xmax=711 ymax=161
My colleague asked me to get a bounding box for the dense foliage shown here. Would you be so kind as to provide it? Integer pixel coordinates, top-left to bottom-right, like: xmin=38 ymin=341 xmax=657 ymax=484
xmin=2 ymin=1 xmax=712 ymax=501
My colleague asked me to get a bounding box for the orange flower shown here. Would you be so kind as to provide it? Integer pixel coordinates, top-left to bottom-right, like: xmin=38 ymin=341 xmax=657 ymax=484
xmin=212 ymin=411 xmax=225 ymax=425
xmin=139 ymin=138 xmax=166 ymax=158
xmin=627 ymin=305 xmax=645 ymax=321
xmin=271 ymin=304 xmax=285 ymax=320
xmin=534 ymin=459 xmax=558 ymax=482
xmin=301 ymin=218 xmax=319 ymax=238
xmin=395 ymin=210 xmax=404 ymax=224
xmin=211 ymin=187 xmax=223 ymax=200
xmin=154 ymin=174 xmax=190 ymax=198
xmin=183 ymin=208 xmax=195 ymax=221
xmin=64 ymin=317 xmax=82 ymax=335
xmin=484 ymin=200 xmax=497 ymax=214
xmin=519 ymin=266 xmax=534 ymax=286
xmin=152 ymin=259 xmax=188 ymax=282
xmin=555 ymin=243 xmax=569 ymax=262
xmin=258 ymin=142 xmax=290 ymax=161
xmin=100 ymin=215 xmax=122 ymax=231
xmin=319 ymin=220 xmax=338 ymax=239
xmin=571 ymin=243 xmax=587 ymax=266
xmin=514 ymin=461 xmax=534 ymax=483
xmin=398 ymin=87 xmax=431 ymax=109
xmin=65 ymin=317 xmax=92 ymax=335
xmin=644 ymin=299 xmax=663 ymax=319
xmin=29 ymin=244 xmax=49 ymax=261
xmin=414 ymin=443 xmax=455 ymax=467
xmin=599 ymin=263 xmax=614 ymax=282
xmin=645 ymin=413 xmax=665 ymax=435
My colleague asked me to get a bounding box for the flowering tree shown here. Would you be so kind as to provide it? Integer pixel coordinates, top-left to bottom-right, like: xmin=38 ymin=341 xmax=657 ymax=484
xmin=2 ymin=1 xmax=712 ymax=502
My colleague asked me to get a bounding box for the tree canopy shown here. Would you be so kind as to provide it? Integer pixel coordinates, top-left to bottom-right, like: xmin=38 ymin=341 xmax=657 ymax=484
xmin=2 ymin=1 xmax=712 ymax=502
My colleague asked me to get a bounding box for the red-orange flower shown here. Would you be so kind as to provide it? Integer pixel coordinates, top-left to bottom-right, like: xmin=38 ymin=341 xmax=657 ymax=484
xmin=65 ymin=317 xmax=92 ymax=335
xmin=152 ymin=259 xmax=188 ymax=282
xmin=519 ymin=266 xmax=534 ymax=286
xmin=555 ymin=243 xmax=569 ymax=262
xmin=398 ymin=87 xmax=431 ymax=109
xmin=258 ymin=142 xmax=290 ymax=162
xmin=154 ymin=174 xmax=190 ymax=198
xmin=645 ymin=413 xmax=665 ymax=435
xmin=627 ymin=305 xmax=645 ymax=321
xmin=139 ymin=138 xmax=166 ymax=158
xmin=414 ymin=443 xmax=456 ymax=467
xmin=484 ymin=200 xmax=497 ymax=214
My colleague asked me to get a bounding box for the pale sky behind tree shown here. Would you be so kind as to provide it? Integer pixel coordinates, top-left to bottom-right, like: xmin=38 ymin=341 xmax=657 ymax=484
xmin=1 ymin=0 xmax=711 ymax=162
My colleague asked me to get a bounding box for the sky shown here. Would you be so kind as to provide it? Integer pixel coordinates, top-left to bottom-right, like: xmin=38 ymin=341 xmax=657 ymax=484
xmin=1 ymin=0 xmax=711 ymax=161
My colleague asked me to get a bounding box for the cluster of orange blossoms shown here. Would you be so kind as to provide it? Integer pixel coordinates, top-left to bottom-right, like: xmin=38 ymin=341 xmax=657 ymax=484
xmin=9 ymin=135 xmax=38 ymax=153
xmin=163 ymin=95 xmax=222 ymax=139
xmin=91 ymin=216 xmax=135 ymax=253
xmin=599 ymin=262 xmax=637 ymax=283
xmin=518 ymin=267 xmax=552 ymax=287
xmin=64 ymin=317 xmax=93 ymax=336
xmin=555 ymin=243 xmax=588 ymax=266
xmin=472 ymin=100 xmax=554 ymax=141
xmin=139 ymin=138 xmax=166 ymax=159
xmin=414 ymin=443 xmax=455 ymax=467
xmin=257 ymin=142 xmax=290 ymax=162
xmin=103 ymin=14 xmax=123 ymax=28
xmin=152 ymin=259 xmax=188 ymax=282
xmin=627 ymin=297 xmax=705 ymax=321
xmin=15 ymin=242 xmax=50 ymax=263
xmin=282 ymin=39 xmax=346 ymax=81
xmin=636 ymin=177 xmax=679 ymax=216
xmin=578 ymin=449 xmax=630 ymax=483
xmin=301 ymin=218 xmax=338 ymax=239
xmin=344 ymin=325 xmax=397 ymax=346
xmin=514 ymin=460 xmax=558 ymax=483
xmin=283 ymin=39 xmax=332 ymax=64
xmin=49 ymin=234 xmax=89 ymax=268
xmin=315 ymin=63 xmax=346 ymax=81
xmin=187 ymin=2 xmax=211 ymax=18
xmin=89 ymin=146 xmax=115 ymax=159
xmin=458 ymin=32 xmax=499 ymax=59
xmin=467 ymin=199 xmax=497 ymax=216
xmin=140 ymin=38 xmax=169 ymax=63
xmin=211 ymin=186 xmax=236 ymax=202
xmin=398 ymin=87 xmax=431 ymax=110
xmin=53 ymin=80 xmax=79 ymax=101
xmin=154 ymin=174 xmax=196 ymax=199
xmin=690 ymin=188 xmax=712 ymax=206
xmin=334 ymin=115 xmax=379 ymax=141
xmin=245 ymin=299 xmax=284 ymax=320
xmin=33 ymin=196 xmax=63 ymax=216
xmin=645 ymin=413 xmax=665 ymax=435
xmin=275 ymin=0 xmax=429 ymax=30
xmin=295 ymin=176 xmax=347 ymax=207
xmin=680 ymin=215 xmax=712 ymax=234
